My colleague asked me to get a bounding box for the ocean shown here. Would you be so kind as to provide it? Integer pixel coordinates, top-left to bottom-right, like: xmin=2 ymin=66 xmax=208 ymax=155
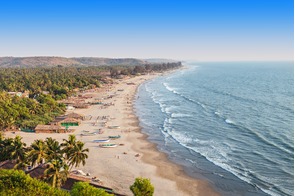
xmin=134 ymin=62 xmax=294 ymax=196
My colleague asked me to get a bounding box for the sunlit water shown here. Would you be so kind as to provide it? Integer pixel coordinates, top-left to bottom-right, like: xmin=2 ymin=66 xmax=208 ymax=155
xmin=135 ymin=62 xmax=294 ymax=196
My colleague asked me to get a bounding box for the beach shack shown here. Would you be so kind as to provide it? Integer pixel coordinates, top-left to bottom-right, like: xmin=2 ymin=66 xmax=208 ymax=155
xmin=66 ymin=112 xmax=84 ymax=120
xmin=35 ymin=124 xmax=73 ymax=133
xmin=59 ymin=118 xmax=80 ymax=127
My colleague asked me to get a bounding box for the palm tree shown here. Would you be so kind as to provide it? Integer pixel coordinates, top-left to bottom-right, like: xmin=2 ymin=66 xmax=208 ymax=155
xmin=0 ymin=137 xmax=13 ymax=161
xmin=44 ymin=159 xmax=69 ymax=188
xmin=9 ymin=136 xmax=27 ymax=169
xmin=28 ymin=139 xmax=47 ymax=167
xmin=45 ymin=138 xmax=62 ymax=162
xmin=67 ymin=141 xmax=89 ymax=170
xmin=61 ymin=134 xmax=76 ymax=159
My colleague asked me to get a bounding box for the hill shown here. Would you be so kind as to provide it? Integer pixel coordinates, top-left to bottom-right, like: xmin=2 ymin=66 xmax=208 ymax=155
xmin=0 ymin=57 xmax=148 ymax=68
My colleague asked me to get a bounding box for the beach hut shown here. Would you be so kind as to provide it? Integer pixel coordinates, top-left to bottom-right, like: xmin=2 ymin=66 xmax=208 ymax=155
xmin=35 ymin=124 xmax=69 ymax=133
xmin=0 ymin=160 xmax=16 ymax=169
xmin=59 ymin=118 xmax=80 ymax=127
xmin=66 ymin=112 xmax=84 ymax=120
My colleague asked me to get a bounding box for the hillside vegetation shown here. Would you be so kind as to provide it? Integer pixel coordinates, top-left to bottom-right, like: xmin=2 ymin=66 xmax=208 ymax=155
xmin=0 ymin=57 xmax=147 ymax=68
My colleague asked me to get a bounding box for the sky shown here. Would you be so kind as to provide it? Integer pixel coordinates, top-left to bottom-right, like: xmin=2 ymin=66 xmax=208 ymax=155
xmin=0 ymin=0 xmax=293 ymax=61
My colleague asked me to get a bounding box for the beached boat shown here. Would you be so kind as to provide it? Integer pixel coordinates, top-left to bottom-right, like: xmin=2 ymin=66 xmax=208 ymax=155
xmin=81 ymin=132 xmax=97 ymax=136
xmin=108 ymin=135 xmax=121 ymax=139
xmin=99 ymin=143 xmax=117 ymax=148
xmin=93 ymin=139 xmax=110 ymax=143
xmin=108 ymin=126 xmax=120 ymax=129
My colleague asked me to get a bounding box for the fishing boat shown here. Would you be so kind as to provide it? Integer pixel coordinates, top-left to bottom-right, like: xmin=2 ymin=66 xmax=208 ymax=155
xmin=81 ymin=132 xmax=97 ymax=136
xmin=108 ymin=125 xmax=120 ymax=129
xmin=93 ymin=139 xmax=110 ymax=143
xmin=108 ymin=135 xmax=121 ymax=139
xmin=99 ymin=143 xmax=117 ymax=148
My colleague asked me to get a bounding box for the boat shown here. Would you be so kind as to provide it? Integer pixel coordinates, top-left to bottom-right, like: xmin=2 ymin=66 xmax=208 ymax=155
xmin=108 ymin=135 xmax=121 ymax=139
xmin=99 ymin=143 xmax=117 ymax=148
xmin=93 ymin=139 xmax=110 ymax=143
xmin=108 ymin=126 xmax=120 ymax=129
xmin=81 ymin=132 xmax=97 ymax=136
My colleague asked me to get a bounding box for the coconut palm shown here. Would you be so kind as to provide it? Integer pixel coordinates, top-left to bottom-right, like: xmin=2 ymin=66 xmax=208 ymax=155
xmin=28 ymin=139 xmax=47 ymax=167
xmin=9 ymin=136 xmax=27 ymax=169
xmin=0 ymin=137 xmax=13 ymax=161
xmin=67 ymin=141 xmax=89 ymax=170
xmin=45 ymin=138 xmax=62 ymax=162
xmin=44 ymin=159 xmax=69 ymax=188
xmin=61 ymin=134 xmax=76 ymax=159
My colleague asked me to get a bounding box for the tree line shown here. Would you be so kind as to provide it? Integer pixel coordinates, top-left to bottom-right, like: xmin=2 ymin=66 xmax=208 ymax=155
xmin=0 ymin=62 xmax=182 ymax=100
xmin=0 ymin=92 xmax=65 ymax=129
xmin=110 ymin=62 xmax=182 ymax=77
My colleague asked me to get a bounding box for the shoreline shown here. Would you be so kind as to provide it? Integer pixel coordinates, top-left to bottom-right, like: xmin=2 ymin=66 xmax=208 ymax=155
xmin=128 ymin=73 xmax=219 ymax=196
xmin=5 ymin=70 xmax=219 ymax=196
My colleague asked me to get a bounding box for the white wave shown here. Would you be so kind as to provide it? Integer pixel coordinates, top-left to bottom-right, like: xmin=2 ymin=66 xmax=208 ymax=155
xmin=174 ymin=135 xmax=281 ymax=196
xmin=214 ymin=111 xmax=222 ymax=117
xmin=225 ymin=118 xmax=235 ymax=124
xmin=171 ymin=113 xmax=192 ymax=118
xmin=163 ymin=82 xmax=179 ymax=94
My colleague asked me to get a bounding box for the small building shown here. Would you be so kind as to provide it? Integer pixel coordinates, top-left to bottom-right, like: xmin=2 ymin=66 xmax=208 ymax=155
xmin=7 ymin=92 xmax=23 ymax=97
xmin=35 ymin=125 xmax=74 ymax=133
xmin=66 ymin=105 xmax=75 ymax=110
xmin=41 ymin=91 xmax=50 ymax=95
xmin=73 ymin=103 xmax=90 ymax=109
xmin=59 ymin=118 xmax=80 ymax=127
xmin=0 ymin=160 xmax=16 ymax=169
xmin=66 ymin=112 xmax=84 ymax=120
xmin=7 ymin=91 xmax=29 ymax=98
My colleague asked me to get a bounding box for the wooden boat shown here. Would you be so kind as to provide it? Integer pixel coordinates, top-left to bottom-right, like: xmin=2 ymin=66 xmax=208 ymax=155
xmin=108 ymin=126 xmax=120 ymax=129
xmin=99 ymin=143 xmax=117 ymax=148
xmin=108 ymin=135 xmax=121 ymax=139
xmin=93 ymin=139 xmax=110 ymax=143
xmin=81 ymin=132 xmax=97 ymax=136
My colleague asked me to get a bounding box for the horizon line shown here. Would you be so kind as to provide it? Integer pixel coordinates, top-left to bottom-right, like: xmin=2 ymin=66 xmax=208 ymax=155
xmin=0 ymin=56 xmax=293 ymax=63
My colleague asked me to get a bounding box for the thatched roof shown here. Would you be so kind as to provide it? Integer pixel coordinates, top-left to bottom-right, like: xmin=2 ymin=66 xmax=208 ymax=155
xmin=60 ymin=118 xmax=80 ymax=123
xmin=35 ymin=125 xmax=65 ymax=130
xmin=62 ymin=174 xmax=123 ymax=195
xmin=0 ymin=160 xmax=16 ymax=169
xmin=66 ymin=112 xmax=84 ymax=118
xmin=26 ymin=164 xmax=47 ymax=179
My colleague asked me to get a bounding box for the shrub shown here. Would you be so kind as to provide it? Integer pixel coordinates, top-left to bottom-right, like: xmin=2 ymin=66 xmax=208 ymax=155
xmin=130 ymin=177 xmax=154 ymax=196
xmin=71 ymin=181 xmax=113 ymax=196
xmin=0 ymin=169 xmax=69 ymax=196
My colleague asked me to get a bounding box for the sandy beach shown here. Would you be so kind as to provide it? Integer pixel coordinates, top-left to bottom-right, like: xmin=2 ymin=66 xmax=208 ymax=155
xmin=6 ymin=72 xmax=219 ymax=196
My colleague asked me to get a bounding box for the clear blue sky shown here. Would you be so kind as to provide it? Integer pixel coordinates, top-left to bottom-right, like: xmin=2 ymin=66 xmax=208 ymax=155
xmin=0 ymin=0 xmax=293 ymax=61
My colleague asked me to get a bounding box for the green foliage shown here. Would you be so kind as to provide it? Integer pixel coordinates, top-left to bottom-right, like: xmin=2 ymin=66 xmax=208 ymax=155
xmin=27 ymin=139 xmax=47 ymax=167
xmin=130 ymin=177 xmax=154 ymax=196
xmin=67 ymin=141 xmax=89 ymax=170
xmin=44 ymin=159 xmax=69 ymax=188
xmin=0 ymin=66 xmax=104 ymax=98
xmin=0 ymin=92 xmax=65 ymax=129
xmin=0 ymin=169 xmax=69 ymax=196
xmin=71 ymin=181 xmax=113 ymax=196
xmin=0 ymin=135 xmax=89 ymax=189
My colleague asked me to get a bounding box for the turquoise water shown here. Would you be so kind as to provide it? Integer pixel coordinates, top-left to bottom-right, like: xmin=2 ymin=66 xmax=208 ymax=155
xmin=135 ymin=62 xmax=294 ymax=196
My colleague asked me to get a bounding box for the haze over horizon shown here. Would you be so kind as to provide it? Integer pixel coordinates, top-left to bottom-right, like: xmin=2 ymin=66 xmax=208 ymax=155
xmin=0 ymin=0 xmax=293 ymax=61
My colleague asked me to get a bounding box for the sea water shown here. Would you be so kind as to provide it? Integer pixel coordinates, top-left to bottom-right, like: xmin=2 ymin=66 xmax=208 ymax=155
xmin=135 ymin=62 xmax=294 ymax=196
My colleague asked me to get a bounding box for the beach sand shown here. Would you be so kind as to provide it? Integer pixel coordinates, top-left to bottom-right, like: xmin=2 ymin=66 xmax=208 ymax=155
xmin=6 ymin=73 xmax=219 ymax=196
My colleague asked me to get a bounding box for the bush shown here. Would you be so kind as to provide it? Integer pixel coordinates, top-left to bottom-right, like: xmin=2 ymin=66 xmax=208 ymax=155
xmin=0 ymin=169 xmax=69 ymax=196
xmin=130 ymin=177 xmax=154 ymax=196
xmin=71 ymin=181 xmax=113 ymax=196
